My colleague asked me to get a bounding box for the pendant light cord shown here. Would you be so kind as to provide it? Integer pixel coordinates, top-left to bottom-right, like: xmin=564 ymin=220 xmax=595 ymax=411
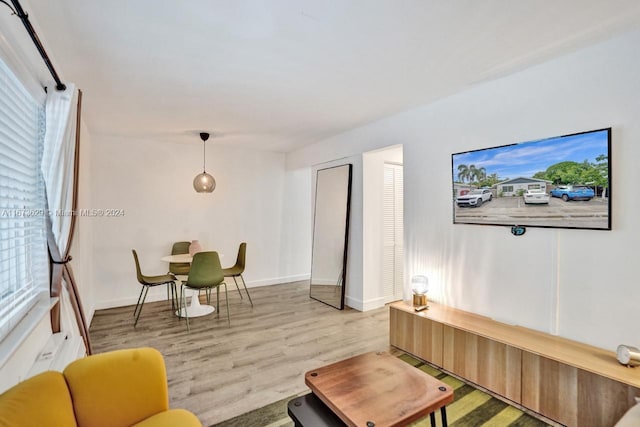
xmin=199 ymin=132 xmax=210 ymax=172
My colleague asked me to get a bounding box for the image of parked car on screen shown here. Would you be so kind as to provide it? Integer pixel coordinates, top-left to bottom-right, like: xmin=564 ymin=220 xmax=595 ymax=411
xmin=523 ymin=189 xmax=550 ymax=204
xmin=549 ymin=185 xmax=595 ymax=201
xmin=456 ymin=188 xmax=492 ymax=207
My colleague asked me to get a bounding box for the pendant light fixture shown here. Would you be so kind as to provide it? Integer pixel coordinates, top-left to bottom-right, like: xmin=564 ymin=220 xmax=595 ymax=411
xmin=193 ymin=132 xmax=216 ymax=193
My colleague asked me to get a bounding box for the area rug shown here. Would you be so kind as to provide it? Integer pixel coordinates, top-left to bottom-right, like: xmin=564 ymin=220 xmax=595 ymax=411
xmin=210 ymin=353 xmax=552 ymax=427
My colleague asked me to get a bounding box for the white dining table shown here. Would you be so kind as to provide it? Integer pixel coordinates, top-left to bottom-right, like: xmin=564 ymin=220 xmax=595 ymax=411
xmin=160 ymin=254 xmax=215 ymax=317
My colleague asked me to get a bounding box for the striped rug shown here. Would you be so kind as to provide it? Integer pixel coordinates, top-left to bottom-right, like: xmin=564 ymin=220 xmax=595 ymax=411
xmin=211 ymin=353 xmax=552 ymax=427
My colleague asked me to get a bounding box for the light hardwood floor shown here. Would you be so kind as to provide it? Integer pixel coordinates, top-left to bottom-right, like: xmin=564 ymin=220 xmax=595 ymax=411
xmin=89 ymin=281 xmax=391 ymax=426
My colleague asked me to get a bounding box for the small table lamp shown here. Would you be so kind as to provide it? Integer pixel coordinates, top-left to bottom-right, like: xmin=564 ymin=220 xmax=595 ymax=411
xmin=411 ymin=275 xmax=428 ymax=307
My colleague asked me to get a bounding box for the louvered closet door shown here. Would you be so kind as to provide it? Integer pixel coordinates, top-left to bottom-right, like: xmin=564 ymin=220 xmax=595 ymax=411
xmin=393 ymin=166 xmax=404 ymax=300
xmin=382 ymin=163 xmax=404 ymax=303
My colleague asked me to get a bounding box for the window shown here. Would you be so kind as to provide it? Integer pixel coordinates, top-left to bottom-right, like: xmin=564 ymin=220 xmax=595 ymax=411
xmin=502 ymin=185 xmax=514 ymax=193
xmin=0 ymin=57 xmax=49 ymax=343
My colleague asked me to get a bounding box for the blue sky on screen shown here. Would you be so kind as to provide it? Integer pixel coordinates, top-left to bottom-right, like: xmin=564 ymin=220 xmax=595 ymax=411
xmin=452 ymin=130 xmax=609 ymax=181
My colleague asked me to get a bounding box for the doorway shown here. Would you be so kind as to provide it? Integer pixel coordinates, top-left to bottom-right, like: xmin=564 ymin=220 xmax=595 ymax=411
xmin=362 ymin=145 xmax=403 ymax=310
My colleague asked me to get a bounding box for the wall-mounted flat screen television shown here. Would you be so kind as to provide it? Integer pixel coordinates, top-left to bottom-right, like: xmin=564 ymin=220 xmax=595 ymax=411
xmin=452 ymin=128 xmax=611 ymax=230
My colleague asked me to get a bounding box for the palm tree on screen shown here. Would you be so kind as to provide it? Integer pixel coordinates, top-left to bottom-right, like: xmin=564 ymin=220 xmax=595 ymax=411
xmin=457 ymin=164 xmax=470 ymax=183
xmin=457 ymin=164 xmax=486 ymax=184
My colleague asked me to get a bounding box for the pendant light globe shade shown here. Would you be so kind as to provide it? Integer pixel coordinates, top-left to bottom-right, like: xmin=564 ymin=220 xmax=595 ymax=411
xmin=193 ymin=131 xmax=215 ymax=193
xmin=193 ymin=172 xmax=216 ymax=193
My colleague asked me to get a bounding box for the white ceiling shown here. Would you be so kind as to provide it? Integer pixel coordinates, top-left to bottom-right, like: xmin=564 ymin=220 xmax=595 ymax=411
xmin=12 ymin=0 xmax=640 ymax=152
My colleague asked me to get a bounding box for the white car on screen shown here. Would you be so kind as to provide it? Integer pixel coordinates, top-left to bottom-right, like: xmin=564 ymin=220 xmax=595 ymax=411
xmin=523 ymin=189 xmax=550 ymax=204
xmin=456 ymin=189 xmax=492 ymax=207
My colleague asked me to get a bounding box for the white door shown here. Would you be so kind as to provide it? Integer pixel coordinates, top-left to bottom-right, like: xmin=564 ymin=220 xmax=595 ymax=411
xmin=382 ymin=163 xmax=404 ymax=302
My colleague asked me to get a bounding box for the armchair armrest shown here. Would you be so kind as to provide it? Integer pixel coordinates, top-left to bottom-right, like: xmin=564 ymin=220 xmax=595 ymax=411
xmin=63 ymin=347 xmax=169 ymax=427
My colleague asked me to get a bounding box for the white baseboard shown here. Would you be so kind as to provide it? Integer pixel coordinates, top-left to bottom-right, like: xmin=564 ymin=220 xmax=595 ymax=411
xmin=94 ymin=274 xmax=311 ymax=310
xmin=94 ymin=289 xmax=170 ymax=310
xmin=361 ymin=296 xmax=388 ymax=311
xmin=345 ymin=295 xmax=363 ymax=311
xmin=244 ymin=274 xmax=310 ymax=288
xmin=345 ymin=295 xmax=387 ymax=312
xmin=310 ymin=278 xmax=338 ymax=286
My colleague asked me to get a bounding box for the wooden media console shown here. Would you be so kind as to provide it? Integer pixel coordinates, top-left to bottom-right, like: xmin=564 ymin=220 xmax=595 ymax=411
xmin=389 ymin=301 xmax=640 ymax=426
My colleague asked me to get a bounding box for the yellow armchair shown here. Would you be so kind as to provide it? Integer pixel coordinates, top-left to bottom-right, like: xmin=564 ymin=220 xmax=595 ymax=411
xmin=0 ymin=347 xmax=201 ymax=427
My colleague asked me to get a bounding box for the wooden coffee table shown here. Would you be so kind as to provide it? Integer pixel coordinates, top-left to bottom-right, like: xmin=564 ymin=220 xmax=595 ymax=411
xmin=289 ymin=351 xmax=453 ymax=427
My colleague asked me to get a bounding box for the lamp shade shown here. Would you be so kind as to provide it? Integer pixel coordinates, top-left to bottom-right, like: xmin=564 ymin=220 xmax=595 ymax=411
xmin=193 ymin=131 xmax=215 ymax=193
xmin=193 ymin=171 xmax=216 ymax=193
xmin=411 ymin=275 xmax=429 ymax=295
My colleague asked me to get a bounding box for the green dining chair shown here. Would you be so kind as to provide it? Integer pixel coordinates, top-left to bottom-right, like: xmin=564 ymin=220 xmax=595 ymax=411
xmin=168 ymin=241 xmax=191 ymax=301
xmin=181 ymin=251 xmax=229 ymax=331
xmin=222 ymin=242 xmax=253 ymax=306
xmin=131 ymin=249 xmax=177 ymax=327
xmin=169 ymin=241 xmax=191 ymax=276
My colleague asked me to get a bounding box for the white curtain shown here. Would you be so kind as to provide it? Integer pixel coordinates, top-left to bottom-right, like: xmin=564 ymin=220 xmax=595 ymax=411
xmin=41 ymin=83 xmax=91 ymax=354
xmin=42 ymin=84 xmax=78 ymax=250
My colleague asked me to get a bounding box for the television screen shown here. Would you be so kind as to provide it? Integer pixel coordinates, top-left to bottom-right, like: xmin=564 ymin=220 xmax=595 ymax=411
xmin=452 ymin=128 xmax=611 ymax=230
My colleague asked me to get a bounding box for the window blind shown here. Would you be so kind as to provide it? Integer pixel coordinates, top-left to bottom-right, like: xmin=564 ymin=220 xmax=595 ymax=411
xmin=0 ymin=57 xmax=48 ymax=343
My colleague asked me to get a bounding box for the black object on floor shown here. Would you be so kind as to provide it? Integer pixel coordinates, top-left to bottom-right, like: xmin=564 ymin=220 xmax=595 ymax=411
xmin=287 ymin=393 xmax=346 ymax=427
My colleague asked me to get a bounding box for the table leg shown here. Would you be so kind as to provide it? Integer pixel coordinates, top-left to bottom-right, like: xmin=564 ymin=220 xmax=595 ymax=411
xmin=430 ymin=411 xmax=436 ymax=427
xmin=175 ymin=283 xmax=215 ymax=317
xmin=441 ymin=406 xmax=448 ymax=427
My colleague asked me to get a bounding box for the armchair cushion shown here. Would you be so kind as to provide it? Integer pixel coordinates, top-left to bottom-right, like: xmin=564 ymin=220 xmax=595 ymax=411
xmin=0 ymin=371 xmax=77 ymax=427
xmin=132 ymin=409 xmax=202 ymax=427
xmin=63 ymin=347 xmax=169 ymax=427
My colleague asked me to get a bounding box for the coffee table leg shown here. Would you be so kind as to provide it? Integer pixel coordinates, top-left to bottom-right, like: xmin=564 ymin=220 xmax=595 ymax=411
xmin=429 ymin=411 xmax=436 ymax=427
xmin=441 ymin=406 xmax=448 ymax=427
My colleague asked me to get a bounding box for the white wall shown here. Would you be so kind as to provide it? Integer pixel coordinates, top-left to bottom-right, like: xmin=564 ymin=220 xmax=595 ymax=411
xmin=0 ymin=303 xmax=52 ymax=393
xmin=90 ymin=135 xmax=309 ymax=309
xmin=280 ymin=167 xmax=313 ymax=281
xmin=287 ymin=28 xmax=640 ymax=351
